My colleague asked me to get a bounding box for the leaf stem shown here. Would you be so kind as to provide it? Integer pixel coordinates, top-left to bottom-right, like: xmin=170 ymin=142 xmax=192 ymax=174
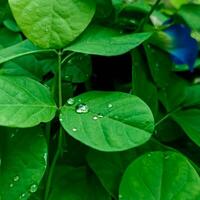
xmin=44 ymin=50 xmax=63 ymax=200
xmin=155 ymin=106 xmax=181 ymax=127
xmin=136 ymin=0 xmax=161 ymax=32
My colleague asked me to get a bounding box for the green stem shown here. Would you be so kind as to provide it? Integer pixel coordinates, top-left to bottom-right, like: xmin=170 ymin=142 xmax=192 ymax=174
xmin=44 ymin=50 xmax=63 ymax=200
xmin=155 ymin=106 xmax=181 ymax=128
xmin=136 ymin=0 xmax=161 ymax=32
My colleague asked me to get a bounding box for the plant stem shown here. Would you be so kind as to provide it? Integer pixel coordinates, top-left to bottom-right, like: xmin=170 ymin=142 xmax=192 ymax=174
xmin=136 ymin=0 xmax=161 ymax=32
xmin=155 ymin=106 xmax=182 ymax=128
xmin=44 ymin=50 xmax=63 ymax=200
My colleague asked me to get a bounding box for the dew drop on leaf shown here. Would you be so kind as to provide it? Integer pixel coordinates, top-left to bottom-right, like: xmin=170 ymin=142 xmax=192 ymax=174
xmin=76 ymin=104 xmax=89 ymax=114
xmin=13 ymin=176 xmax=19 ymax=182
xmin=72 ymin=128 xmax=77 ymax=132
xmin=29 ymin=184 xmax=38 ymax=193
xmin=93 ymin=116 xmax=98 ymax=120
xmin=108 ymin=104 xmax=113 ymax=108
xmin=9 ymin=183 xmax=14 ymax=188
xmin=67 ymin=98 xmax=75 ymax=105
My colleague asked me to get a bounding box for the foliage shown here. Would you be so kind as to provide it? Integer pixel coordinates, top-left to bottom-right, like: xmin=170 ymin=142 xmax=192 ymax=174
xmin=0 ymin=0 xmax=200 ymax=199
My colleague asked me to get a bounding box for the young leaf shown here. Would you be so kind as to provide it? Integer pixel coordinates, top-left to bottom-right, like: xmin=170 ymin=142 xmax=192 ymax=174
xmin=0 ymin=76 xmax=57 ymax=127
xmin=119 ymin=151 xmax=200 ymax=200
xmin=60 ymin=91 xmax=154 ymax=151
xmin=65 ymin=26 xmax=152 ymax=56
xmin=0 ymin=126 xmax=47 ymax=199
xmin=9 ymin=0 xmax=96 ymax=49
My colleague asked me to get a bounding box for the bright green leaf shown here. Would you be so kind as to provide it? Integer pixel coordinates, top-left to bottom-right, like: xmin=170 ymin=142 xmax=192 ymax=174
xmin=65 ymin=26 xmax=152 ymax=56
xmin=119 ymin=151 xmax=200 ymax=200
xmin=9 ymin=0 xmax=96 ymax=48
xmin=0 ymin=76 xmax=57 ymax=127
xmin=60 ymin=91 xmax=154 ymax=151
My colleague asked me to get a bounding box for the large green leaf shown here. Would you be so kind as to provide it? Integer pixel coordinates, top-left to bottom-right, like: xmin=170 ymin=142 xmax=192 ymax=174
xmin=173 ymin=109 xmax=200 ymax=147
xmin=0 ymin=40 xmax=56 ymax=65
xmin=119 ymin=151 xmax=200 ymax=200
xmin=9 ymin=0 xmax=96 ymax=49
xmin=65 ymin=26 xmax=152 ymax=56
xmin=0 ymin=76 xmax=57 ymax=127
xmin=60 ymin=91 xmax=154 ymax=151
xmin=48 ymin=166 xmax=111 ymax=200
xmin=0 ymin=126 xmax=47 ymax=199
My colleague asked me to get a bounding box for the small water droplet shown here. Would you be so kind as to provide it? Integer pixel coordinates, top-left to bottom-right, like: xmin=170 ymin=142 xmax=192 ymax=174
xmin=76 ymin=104 xmax=89 ymax=114
xmin=67 ymin=98 xmax=75 ymax=105
xmin=19 ymin=193 xmax=26 ymax=199
xmin=30 ymin=184 xmax=38 ymax=193
xmin=10 ymin=183 xmax=14 ymax=188
xmin=72 ymin=128 xmax=77 ymax=132
xmin=93 ymin=116 xmax=98 ymax=120
xmin=119 ymin=194 xmax=123 ymax=199
xmin=13 ymin=176 xmax=19 ymax=182
xmin=10 ymin=133 xmax=15 ymax=138
xmin=44 ymin=153 xmax=47 ymax=163
xmin=147 ymin=153 xmax=151 ymax=157
xmin=98 ymin=114 xmax=103 ymax=118
xmin=59 ymin=118 xmax=63 ymax=122
xmin=165 ymin=155 xmax=169 ymax=160
xmin=108 ymin=104 xmax=113 ymax=108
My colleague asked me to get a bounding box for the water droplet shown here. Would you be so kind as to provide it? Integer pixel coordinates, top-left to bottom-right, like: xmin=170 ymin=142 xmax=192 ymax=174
xmin=30 ymin=184 xmax=38 ymax=193
xmin=76 ymin=104 xmax=89 ymax=114
xmin=59 ymin=118 xmax=63 ymax=122
xmin=108 ymin=104 xmax=113 ymax=108
xmin=72 ymin=128 xmax=77 ymax=132
xmin=19 ymin=193 xmax=26 ymax=199
xmin=165 ymin=155 xmax=169 ymax=160
xmin=67 ymin=98 xmax=75 ymax=105
xmin=119 ymin=194 xmax=123 ymax=199
xmin=10 ymin=183 xmax=14 ymax=188
xmin=98 ymin=114 xmax=103 ymax=118
xmin=147 ymin=153 xmax=151 ymax=157
xmin=10 ymin=133 xmax=15 ymax=138
xmin=93 ymin=116 xmax=98 ymax=120
xmin=44 ymin=153 xmax=47 ymax=163
xmin=13 ymin=176 xmax=19 ymax=182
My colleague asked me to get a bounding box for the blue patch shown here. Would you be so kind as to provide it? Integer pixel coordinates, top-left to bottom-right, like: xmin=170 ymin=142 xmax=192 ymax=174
xmin=163 ymin=24 xmax=198 ymax=72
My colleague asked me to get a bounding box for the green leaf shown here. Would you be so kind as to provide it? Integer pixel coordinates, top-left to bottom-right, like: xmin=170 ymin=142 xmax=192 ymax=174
xmin=178 ymin=4 xmax=200 ymax=31
xmin=0 ymin=40 xmax=56 ymax=65
xmin=87 ymin=139 xmax=170 ymax=198
xmin=173 ymin=109 xmax=200 ymax=147
xmin=9 ymin=0 xmax=96 ymax=49
xmin=60 ymin=91 xmax=154 ymax=151
xmin=0 ymin=126 xmax=47 ymax=199
xmin=131 ymin=49 xmax=158 ymax=117
xmin=48 ymin=166 xmax=111 ymax=200
xmin=62 ymin=53 xmax=92 ymax=83
xmin=0 ymin=27 xmax=22 ymax=48
xmin=0 ymin=76 xmax=57 ymax=128
xmin=65 ymin=26 xmax=152 ymax=56
xmin=119 ymin=151 xmax=200 ymax=200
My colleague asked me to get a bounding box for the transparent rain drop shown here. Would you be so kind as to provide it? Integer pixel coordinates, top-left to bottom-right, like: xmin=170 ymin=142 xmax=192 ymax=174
xmin=67 ymin=98 xmax=75 ymax=105
xmin=13 ymin=176 xmax=19 ymax=182
xmin=72 ymin=128 xmax=77 ymax=132
xmin=165 ymin=155 xmax=169 ymax=160
xmin=119 ymin=194 xmax=123 ymax=199
xmin=108 ymin=104 xmax=113 ymax=108
xmin=10 ymin=133 xmax=15 ymax=138
xmin=10 ymin=183 xmax=14 ymax=188
xmin=147 ymin=153 xmax=151 ymax=157
xmin=76 ymin=104 xmax=89 ymax=114
xmin=98 ymin=114 xmax=103 ymax=118
xmin=93 ymin=116 xmax=98 ymax=120
xmin=30 ymin=184 xmax=38 ymax=193
xmin=19 ymin=193 xmax=26 ymax=199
